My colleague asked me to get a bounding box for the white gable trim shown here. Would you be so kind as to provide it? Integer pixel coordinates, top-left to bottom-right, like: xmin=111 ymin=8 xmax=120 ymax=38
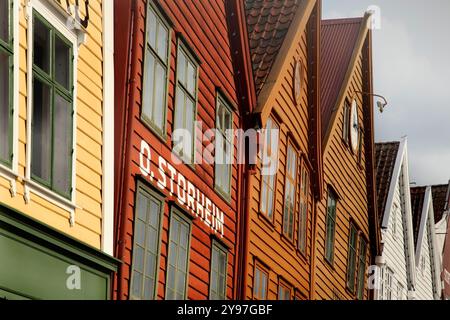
xmin=415 ymin=187 xmax=432 ymax=264
xmin=380 ymin=137 xmax=416 ymax=291
xmin=382 ymin=138 xmax=406 ymax=228
xmin=416 ymin=187 xmax=442 ymax=298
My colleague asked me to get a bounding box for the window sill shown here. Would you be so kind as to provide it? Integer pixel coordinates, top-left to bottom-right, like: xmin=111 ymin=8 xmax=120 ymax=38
xmin=23 ymin=178 xmax=79 ymax=226
xmin=258 ymin=211 xmax=276 ymax=230
xmin=324 ymin=256 xmax=335 ymax=272
xmin=296 ymin=248 xmax=308 ymax=263
xmin=0 ymin=164 xmax=19 ymax=197
xmin=214 ymin=185 xmax=232 ymax=206
xmin=140 ymin=116 xmax=168 ymax=145
xmin=280 ymin=233 xmax=296 ymax=251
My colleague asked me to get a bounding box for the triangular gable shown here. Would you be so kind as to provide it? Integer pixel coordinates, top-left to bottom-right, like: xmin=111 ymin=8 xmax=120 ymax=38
xmin=247 ymin=0 xmax=317 ymax=114
xmin=432 ymin=183 xmax=450 ymax=223
xmin=320 ymin=17 xmax=363 ymax=140
xmin=412 ymin=186 xmax=442 ymax=298
xmin=376 ymin=138 xmax=417 ymax=290
xmin=245 ymin=0 xmax=300 ymax=96
xmin=375 ymin=141 xmax=400 ymax=226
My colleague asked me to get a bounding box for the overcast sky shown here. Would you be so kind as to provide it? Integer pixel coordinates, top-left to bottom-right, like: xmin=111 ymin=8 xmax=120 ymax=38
xmin=322 ymin=0 xmax=450 ymax=187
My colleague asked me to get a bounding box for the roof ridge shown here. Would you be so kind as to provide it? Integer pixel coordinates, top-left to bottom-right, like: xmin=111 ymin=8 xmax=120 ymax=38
xmin=322 ymin=17 xmax=364 ymax=25
xmin=375 ymin=141 xmax=401 ymax=145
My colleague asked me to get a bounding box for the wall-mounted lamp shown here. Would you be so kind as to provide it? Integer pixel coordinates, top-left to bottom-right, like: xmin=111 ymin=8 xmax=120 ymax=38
xmin=354 ymin=91 xmax=388 ymax=113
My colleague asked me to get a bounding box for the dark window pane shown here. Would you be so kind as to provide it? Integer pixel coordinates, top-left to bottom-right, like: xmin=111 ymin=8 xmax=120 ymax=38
xmin=53 ymin=94 xmax=72 ymax=195
xmin=31 ymin=79 xmax=52 ymax=183
xmin=145 ymin=252 xmax=156 ymax=279
xmin=131 ymin=272 xmax=143 ymax=297
xmin=33 ymin=17 xmax=51 ymax=73
xmin=137 ymin=192 xmax=149 ymax=221
xmin=147 ymin=7 xmax=157 ymax=49
xmin=0 ymin=0 xmax=9 ymax=43
xmin=144 ymin=277 xmax=154 ymax=300
xmin=135 ymin=220 xmax=145 ymax=246
xmin=0 ymin=51 xmax=10 ymax=162
xmin=153 ymin=61 xmax=165 ymax=128
xmin=55 ymin=35 xmax=71 ymax=90
xmin=142 ymin=50 xmax=155 ymax=121
xmin=133 ymin=246 xmax=144 ymax=272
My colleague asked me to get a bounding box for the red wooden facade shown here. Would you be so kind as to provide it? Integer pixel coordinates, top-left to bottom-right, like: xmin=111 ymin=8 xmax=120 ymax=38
xmin=114 ymin=0 xmax=247 ymax=299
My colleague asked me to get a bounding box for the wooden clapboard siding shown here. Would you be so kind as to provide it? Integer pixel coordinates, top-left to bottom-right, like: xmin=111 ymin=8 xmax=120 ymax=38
xmin=0 ymin=0 xmax=105 ymax=248
xmin=380 ymin=169 xmax=410 ymax=299
xmin=114 ymin=0 xmax=241 ymax=300
xmin=315 ymin=51 xmax=372 ymax=300
xmin=245 ymin=12 xmax=317 ymax=298
xmin=415 ymin=204 xmax=436 ymax=300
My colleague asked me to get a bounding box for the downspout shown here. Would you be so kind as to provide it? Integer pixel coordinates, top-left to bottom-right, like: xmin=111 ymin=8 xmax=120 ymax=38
xmin=117 ymin=0 xmax=140 ymax=300
xmin=310 ymin=198 xmax=318 ymax=299
xmin=239 ymin=160 xmax=253 ymax=299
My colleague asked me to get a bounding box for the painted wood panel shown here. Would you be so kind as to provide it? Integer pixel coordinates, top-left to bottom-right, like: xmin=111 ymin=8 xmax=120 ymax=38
xmin=378 ymin=169 xmax=410 ymax=300
xmin=0 ymin=0 xmax=106 ymax=249
xmin=314 ymin=52 xmax=372 ymax=300
xmin=114 ymin=0 xmax=241 ymax=300
xmin=244 ymin=13 xmax=318 ymax=299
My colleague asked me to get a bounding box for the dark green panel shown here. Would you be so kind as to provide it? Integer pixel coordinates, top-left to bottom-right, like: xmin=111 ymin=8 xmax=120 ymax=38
xmin=0 ymin=229 xmax=108 ymax=300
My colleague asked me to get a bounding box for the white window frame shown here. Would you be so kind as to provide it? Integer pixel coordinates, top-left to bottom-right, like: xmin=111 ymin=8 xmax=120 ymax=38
xmin=0 ymin=0 xmax=20 ymax=197
xmin=24 ymin=0 xmax=84 ymax=223
xmin=214 ymin=94 xmax=234 ymax=199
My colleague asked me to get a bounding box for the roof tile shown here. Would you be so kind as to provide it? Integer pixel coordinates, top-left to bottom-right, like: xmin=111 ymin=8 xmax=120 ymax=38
xmin=375 ymin=142 xmax=400 ymax=226
xmin=320 ymin=18 xmax=363 ymax=139
xmin=411 ymin=187 xmax=426 ymax=246
xmin=432 ymin=184 xmax=450 ymax=223
xmin=245 ymin=0 xmax=300 ymax=95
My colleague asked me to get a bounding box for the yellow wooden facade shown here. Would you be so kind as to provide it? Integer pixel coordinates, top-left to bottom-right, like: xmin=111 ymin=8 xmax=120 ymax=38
xmin=0 ymin=0 xmax=109 ymax=249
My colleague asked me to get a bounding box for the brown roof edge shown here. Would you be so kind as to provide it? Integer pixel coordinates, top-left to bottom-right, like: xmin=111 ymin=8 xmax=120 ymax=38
xmin=361 ymin=28 xmax=382 ymax=258
xmin=253 ymin=0 xmax=317 ymax=115
xmin=227 ymin=0 xmax=258 ymax=115
xmin=308 ymin=0 xmax=323 ymax=201
xmin=322 ymin=12 xmax=371 ymax=152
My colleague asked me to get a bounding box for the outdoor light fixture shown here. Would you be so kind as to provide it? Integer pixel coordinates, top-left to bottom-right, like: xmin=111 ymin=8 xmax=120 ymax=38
xmin=354 ymin=91 xmax=388 ymax=113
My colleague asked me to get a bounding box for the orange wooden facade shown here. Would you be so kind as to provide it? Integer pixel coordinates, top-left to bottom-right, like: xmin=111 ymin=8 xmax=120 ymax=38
xmin=237 ymin=0 xmax=323 ymax=300
xmin=114 ymin=0 xmax=246 ymax=299
xmin=113 ymin=0 xmax=382 ymax=301
xmin=312 ymin=16 xmax=381 ymax=300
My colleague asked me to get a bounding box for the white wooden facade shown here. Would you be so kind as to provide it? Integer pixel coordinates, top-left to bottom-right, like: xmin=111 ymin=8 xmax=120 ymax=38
xmin=376 ymin=138 xmax=416 ymax=300
xmin=413 ymin=187 xmax=441 ymax=300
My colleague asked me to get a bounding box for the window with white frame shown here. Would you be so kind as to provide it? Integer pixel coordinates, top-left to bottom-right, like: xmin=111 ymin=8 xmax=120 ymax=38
xmin=142 ymin=3 xmax=170 ymax=136
xmin=209 ymin=241 xmax=228 ymax=300
xmin=0 ymin=0 xmax=13 ymax=167
xmin=356 ymin=237 xmax=367 ymax=300
xmin=260 ymin=117 xmax=279 ymax=220
xmin=397 ymin=282 xmax=405 ymax=300
xmin=298 ymin=161 xmax=309 ymax=253
xmin=130 ymin=185 xmax=163 ymax=300
xmin=325 ymin=189 xmax=337 ymax=263
xmin=166 ymin=210 xmax=191 ymax=300
xmin=173 ymin=43 xmax=198 ymax=164
xmin=283 ymin=143 xmax=298 ymax=240
xmin=215 ymin=95 xmax=233 ymax=197
xmin=31 ymin=11 xmax=74 ymax=199
xmin=346 ymin=223 xmax=358 ymax=292
xmin=253 ymin=264 xmax=268 ymax=300
xmin=342 ymin=100 xmax=350 ymax=144
xmin=278 ymin=282 xmax=291 ymax=300
xmin=384 ymin=267 xmax=394 ymax=300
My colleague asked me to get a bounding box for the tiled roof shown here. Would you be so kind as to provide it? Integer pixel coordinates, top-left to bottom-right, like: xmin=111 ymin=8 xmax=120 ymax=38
xmin=432 ymin=184 xmax=450 ymax=223
xmin=245 ymin=0 xmax=300 ymax=96
xmin=320 ymin=18 xmax=363 ymax=139
xmin=375 ymin=142 xmax=400 ymax=226
xmin=411 ymin=187 xmax=426 ymax=246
